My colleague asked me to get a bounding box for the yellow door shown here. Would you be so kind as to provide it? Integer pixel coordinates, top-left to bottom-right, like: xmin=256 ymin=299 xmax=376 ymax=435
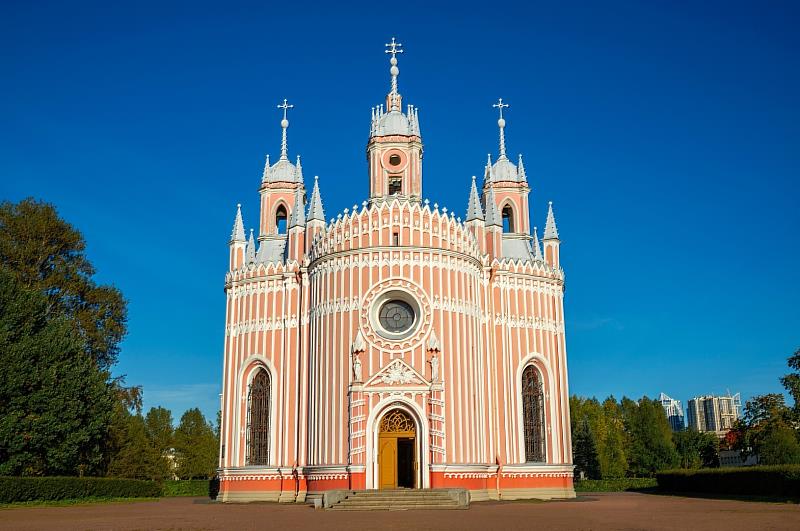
xmin=378 ymin=436 xmax=397 ymax=489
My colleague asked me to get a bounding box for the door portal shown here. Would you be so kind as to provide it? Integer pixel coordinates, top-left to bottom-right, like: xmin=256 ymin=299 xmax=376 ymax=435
xmin=377 ymin=409 xmax=416 ymax=489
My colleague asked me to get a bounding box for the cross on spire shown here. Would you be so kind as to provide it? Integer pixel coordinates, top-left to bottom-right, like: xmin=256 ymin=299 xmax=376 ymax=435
xmin=493 ymin=98 xmax=510 ymax=158
xmin=385 ymin=37 xmax=403 ymax=102
xmin=385 ymin=37 xmax=403 ymax=58
xmin=277 ymin=98 xmax=294 ymax=160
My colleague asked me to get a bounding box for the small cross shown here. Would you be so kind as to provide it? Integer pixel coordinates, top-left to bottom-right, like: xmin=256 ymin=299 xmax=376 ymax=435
xmin=385 ymin=37 xmax=404 ymax=58
xmin=493 ymin=98 xmax=509 ymax=119
xmin=277 ymin=98 xmax=294 ymax=120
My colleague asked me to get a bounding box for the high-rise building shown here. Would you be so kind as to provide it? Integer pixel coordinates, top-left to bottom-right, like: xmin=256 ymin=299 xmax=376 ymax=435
xmin=217 ymin=39 xmax=575 ymax=503
xmin=686 ymin=393 xmax=741 ymax=435
xmin=659 ymin=393 xmax=684 ymax=431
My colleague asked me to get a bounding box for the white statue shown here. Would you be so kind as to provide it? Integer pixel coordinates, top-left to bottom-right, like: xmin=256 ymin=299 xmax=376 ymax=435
xmin=430 ymin=353 xmax=439 ymax=382
xmin=352 ymin=352 xmax=362 ymax=382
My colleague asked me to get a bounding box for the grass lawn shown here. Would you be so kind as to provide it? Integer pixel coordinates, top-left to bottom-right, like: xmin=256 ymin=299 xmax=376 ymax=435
xmin=574 ymin=478 xmax=657 ymax=492
xmin=0 ymin=497 xmax=160 ymax=509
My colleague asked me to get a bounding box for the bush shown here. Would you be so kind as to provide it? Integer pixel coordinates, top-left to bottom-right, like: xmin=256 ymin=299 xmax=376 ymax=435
xmin=656 ymin=465 xmax=800 ymax=499
xmin=0 ymin=477 xmax=162 ymax=503
xmin=574 ymin=478 xmax=657 ymax=492
xmin=163 ymin=480 xmax=209 ymax=497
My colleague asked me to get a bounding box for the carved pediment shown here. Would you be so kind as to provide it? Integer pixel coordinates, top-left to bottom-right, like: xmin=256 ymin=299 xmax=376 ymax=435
xmin=364 ymin=358 xmax=427 ymax=387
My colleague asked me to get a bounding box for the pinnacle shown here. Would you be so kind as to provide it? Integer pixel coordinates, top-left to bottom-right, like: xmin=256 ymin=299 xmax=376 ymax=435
xmin=466 ymin=176 xmax=484 ymax=221
xmin=543 ymin=201 xmax=559 ymax=240
xmin=230 ymin=203 xmax=246 ymax=243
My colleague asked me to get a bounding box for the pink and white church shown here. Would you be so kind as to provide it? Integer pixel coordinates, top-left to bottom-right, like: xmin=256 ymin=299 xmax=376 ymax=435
xmin=218 ymin=39 xmax=575 ymax=502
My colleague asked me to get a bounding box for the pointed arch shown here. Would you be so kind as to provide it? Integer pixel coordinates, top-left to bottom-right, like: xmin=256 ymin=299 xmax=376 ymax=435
xmin=502 ymin=202 xmax=516 ymax=233
xmin=246 ymin=368 xmax=271 ymax=465
xmin=521 ymin=364 xmax=546 ymax=462
xmin=274 ymin=203 xmax=288 ymax=234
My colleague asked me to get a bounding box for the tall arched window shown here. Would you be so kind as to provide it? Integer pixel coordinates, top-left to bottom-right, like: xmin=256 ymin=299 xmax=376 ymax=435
xmin=246 ymin=369 xmax=271 ymax=466
xmin=275 ymin=205 xmax=287 ymax=234
xmin=522 ymin=365 xmax=545 ymax=462
xmin=502 ymin=204 xmax=515 ymax=233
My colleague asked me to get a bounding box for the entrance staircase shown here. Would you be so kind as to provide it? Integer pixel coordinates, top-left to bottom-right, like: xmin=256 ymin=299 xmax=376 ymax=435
xmin=325 ymin=489 xmax=469 ymax=511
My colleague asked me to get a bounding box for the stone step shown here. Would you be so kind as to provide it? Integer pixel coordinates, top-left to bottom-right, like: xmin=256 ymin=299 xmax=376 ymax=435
xmin=337 ymin=498 xmax=459 ymax=506
xmin=329 ymin=504 xmax=464 ymax=511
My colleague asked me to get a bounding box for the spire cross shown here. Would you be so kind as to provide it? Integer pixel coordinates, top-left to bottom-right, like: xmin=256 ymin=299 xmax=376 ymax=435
xmin=384 ymin=37 xmax=404 ymax=59
xmin=385 ymin=37 xmax=403 ymax=102
xmin=493 ymin=98 xmax=510 ymax=158
xmin=277 ymin=98 xmax=294 ymax=160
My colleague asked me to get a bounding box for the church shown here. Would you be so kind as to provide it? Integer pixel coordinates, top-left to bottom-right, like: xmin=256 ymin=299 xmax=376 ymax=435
xmin=217 ymin=39 xmax=575 ymax=503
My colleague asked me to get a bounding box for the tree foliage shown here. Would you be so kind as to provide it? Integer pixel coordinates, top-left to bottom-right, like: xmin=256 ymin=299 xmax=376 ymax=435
xmin=0 ymin=270 xmax=115 ymax=476
xmin=174 ymin=409 xmax=218 ymax=480
xmin=0 ymin=198 xmax=127 ymax=369
xmin=673 ymin=429 xmax=719 ymax=469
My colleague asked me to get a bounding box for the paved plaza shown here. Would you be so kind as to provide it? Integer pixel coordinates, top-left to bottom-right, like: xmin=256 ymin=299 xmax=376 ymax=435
xmin=2 ymin=492 xmax=798 ymax=531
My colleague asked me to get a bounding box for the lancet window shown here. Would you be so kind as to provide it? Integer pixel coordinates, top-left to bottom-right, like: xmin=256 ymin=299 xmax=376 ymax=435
xmin=502 ymin=204 xmax=515 ymax=232
xmin=246 ymin=369 xmax=271 ymax=466
xmin=522 ymin=364 xmax=546 ymax=462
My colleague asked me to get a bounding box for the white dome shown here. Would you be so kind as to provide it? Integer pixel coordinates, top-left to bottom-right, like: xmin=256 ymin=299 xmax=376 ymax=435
xmin=490 ymin=157 xmax=519 ymax=182
xmin=269 ymin=158 xmax=299 ymax=183
xmin=375 ymin=110 xmax=412 ymax=136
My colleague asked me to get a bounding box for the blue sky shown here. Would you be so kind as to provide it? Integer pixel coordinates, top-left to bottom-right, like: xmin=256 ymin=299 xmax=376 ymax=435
xmin=2 ymin=1 xmax=798 ymax=423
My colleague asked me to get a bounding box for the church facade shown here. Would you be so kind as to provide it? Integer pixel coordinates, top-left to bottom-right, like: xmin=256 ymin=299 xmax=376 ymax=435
xmin=218 ymin=40 xmax=575 ymax=502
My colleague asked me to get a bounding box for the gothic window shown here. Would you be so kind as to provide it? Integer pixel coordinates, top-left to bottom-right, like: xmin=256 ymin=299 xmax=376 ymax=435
xmin=502 ymin=204 xmax=515 ymax=233
xmin=246 ymin=369 xmax=271 ymax=466
xmin=275 ymin=205 xmax=287 ymax=234
xmin=389 ymin=176 xmax=402 ymax=195
xmin=522 ymin=365 xmax=546 ymax=462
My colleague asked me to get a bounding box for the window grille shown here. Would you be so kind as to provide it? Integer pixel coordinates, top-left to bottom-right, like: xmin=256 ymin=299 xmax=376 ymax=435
xmin=522 ymin=365 xmax=545 ymax=462
xmin=246 ymin=369 xmax=271 ymax=465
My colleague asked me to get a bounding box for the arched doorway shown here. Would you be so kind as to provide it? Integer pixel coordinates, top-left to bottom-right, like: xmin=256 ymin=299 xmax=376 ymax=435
xmin=378 ymin=409 xmax=416 ymax=489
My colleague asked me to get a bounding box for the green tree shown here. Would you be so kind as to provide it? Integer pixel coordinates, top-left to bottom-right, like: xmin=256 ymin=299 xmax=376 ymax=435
xmin=174 ymin=409 xmax=218 ymax=479
xmin=736 ymin=394 xmax=800 ymax=465
xmin=758 ymin=424 xmax=800 ymax=465
xmin=780 ymin=347 xmax=800 ymax=416
xmin=107 ymin=412 xmax=170 ymax=480
xmin=0 ymin=198 xmax=127 ymax=370
xmin=600 ymin=397 xmax=628 ymax=478
xmin=622 ymin=396 xmax=678 ymax=476
xmin=145 ymin=406 xmax=175 ymax=478
xmin=0 ymin=270 xmax=115 ymax=476
xmin=673 ymin=430 xmax=719 ymax=469
xmin=572 ymin=418 xmax=601 ymax=479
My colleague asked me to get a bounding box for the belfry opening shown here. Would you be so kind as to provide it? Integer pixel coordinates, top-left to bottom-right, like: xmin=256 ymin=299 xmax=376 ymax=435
xmin=378 ymin=409 xmax=417 ymax=489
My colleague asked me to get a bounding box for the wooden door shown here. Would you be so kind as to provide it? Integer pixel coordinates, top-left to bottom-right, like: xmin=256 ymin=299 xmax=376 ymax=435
xmin=378 ymin=436 xmax=397 ymax=489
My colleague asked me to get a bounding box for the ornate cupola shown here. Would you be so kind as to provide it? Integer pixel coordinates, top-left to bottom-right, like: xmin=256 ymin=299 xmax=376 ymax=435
xmin=482 ymin=99 xmax=533 ymax=256
xmin=367 ymin=37 xmax=423 ymax=204
xmin=259 ymin=99 xmax=306 ymax=246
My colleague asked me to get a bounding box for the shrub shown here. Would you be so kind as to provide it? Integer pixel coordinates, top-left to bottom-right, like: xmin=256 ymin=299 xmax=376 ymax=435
xmin=0 ymin=477 xmax=162 ymax=503
xmin=656 ymin=465 xmax=800 ymax=499
xmin=163 ymin=480 xmax=209 ymax=497
xmin=574 ymin=478 xmax=657 ymax=492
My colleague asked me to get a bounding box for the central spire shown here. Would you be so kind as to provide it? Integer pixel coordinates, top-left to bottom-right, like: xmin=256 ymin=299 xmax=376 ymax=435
xmin=493 ymin=98 xmax=510 ymax=159
xmin=385 ymin=37 xmax=403 ymax=110
xmin=277 ymin=98 xmax=294 ymax=160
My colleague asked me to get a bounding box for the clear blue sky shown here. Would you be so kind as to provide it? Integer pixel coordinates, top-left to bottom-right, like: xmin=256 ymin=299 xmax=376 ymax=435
xmin=2 ymin=1 xmax=798 ymax=423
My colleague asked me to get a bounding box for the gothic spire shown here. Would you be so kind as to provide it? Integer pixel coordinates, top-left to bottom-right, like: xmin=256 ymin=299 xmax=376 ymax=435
xmin=543 ymin=201 xmax=559 ymax=239
xmin=385 ymin=37 xmax=403 ymax=110
xmin=277 ymin=98 xmax=293 ymax=160
xmin=246 ymin=228 xmax=256 ymax=263
xmin=289 ymin=188 xmax=306 ymax=228
xmin=261 ymin=154 xmax=271 ymax=182
xmin=307 ymin=176 xmax=326 ymax=222
xmin=532 ymin=226 xmax=544 ymax=261
xmin=517 ymin=153 xmax=527 ymax=181
xmin=484 ymin=187 xmax=502 ymax=227
xmin=466 ymin=175 xmax=484 ymax=221
xmin=493 ymin=98 xmax=510 ymax=160
xmin=230 ymin=203 xmax=246 ymax=243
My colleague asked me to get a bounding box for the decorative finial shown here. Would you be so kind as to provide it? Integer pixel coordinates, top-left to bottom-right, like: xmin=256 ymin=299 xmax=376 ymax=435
xmin=493 ymin=98 xmax=510 ymax=159
xmin=277 ymin=98 xmax=294 ymax=160
xmin=385 ymin=37 xmax=404 ymax=109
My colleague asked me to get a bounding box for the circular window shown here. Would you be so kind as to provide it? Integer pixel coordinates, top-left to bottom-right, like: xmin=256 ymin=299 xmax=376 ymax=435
xmin=388 ymin=154 xmax=402 ymax=166
xmin=370 ymin=290 xmax=422 ymax=340
xmin=379 ymin=300 xmax=415 ymax=333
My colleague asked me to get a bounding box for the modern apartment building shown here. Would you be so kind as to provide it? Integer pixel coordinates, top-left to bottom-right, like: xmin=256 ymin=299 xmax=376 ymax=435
xmin=658 ymin=393 xmax=685 ymax=431
xmin=686 ymin=393 xmax=741 ymax=435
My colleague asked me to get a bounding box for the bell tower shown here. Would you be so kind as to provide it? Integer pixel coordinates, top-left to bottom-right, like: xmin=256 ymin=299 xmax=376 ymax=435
xmin=367 ymin=37 xmax=423 ymax=204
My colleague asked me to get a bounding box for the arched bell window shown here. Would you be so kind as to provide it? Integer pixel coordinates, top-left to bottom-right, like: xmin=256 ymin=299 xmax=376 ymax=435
xmin=275 ymin=205 xmax=288 ymax=234
xmin=522 ymin=365 xmax=546 ymax=462
xmin=502 ymin=204 xmax=515 ymax=233
xmin=246 ymin=369 xmax=271 ymax=466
